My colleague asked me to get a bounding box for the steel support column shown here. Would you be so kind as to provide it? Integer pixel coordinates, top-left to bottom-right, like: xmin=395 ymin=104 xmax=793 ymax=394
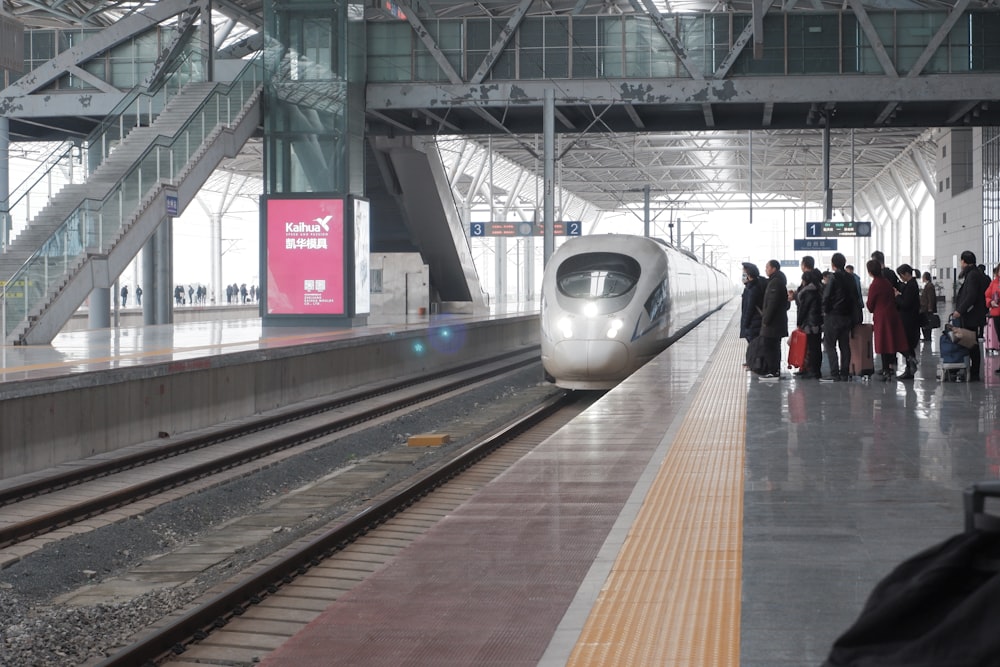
xmin=88 ymin=288 xmax=111 ymax=329
xmin=543 ymin=88 xmax=555 ymax=265
xmin=0 ymin=116 xmax=8 ymax=251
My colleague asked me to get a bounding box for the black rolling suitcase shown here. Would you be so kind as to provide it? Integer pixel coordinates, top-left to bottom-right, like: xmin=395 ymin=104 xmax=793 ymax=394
xmin=822 ymin=482 xmax=1000 ymax=667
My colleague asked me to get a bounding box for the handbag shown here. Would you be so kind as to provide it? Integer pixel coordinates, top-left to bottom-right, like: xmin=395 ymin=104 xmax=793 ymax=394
xmin=920 ymin=312 xmax=941 ymax=329
xmin=949 ymin=326 xmax=979 ymax=349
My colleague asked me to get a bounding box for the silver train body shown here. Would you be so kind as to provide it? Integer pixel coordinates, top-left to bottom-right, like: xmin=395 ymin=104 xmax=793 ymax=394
xmin=541 ymin=234 xmax=732 ymax=390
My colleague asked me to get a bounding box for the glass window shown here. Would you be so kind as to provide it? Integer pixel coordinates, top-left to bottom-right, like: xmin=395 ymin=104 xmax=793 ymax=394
xmin=30 ymin=31 xmax=55 ymax=62
xmin=734 ymin=14 xmax=785 ymax=75
xmin=598 ymin=16 xmax=623 ymax=77
xmin=897 ymin=11 xmax=947 ymax=74
xmin=572 ymin=17 xmax=598 ymax=78
xmin=788 ymin=14 xmax=841 ymax=75
xmin=970 ymin=11 xmax=1000 ymax=71
xmin=556 ymin=253 xmax=641 ymax=298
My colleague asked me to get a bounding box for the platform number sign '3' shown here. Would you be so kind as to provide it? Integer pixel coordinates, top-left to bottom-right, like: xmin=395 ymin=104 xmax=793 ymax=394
xmin=471 ymin=222 xmax=486 ymax=237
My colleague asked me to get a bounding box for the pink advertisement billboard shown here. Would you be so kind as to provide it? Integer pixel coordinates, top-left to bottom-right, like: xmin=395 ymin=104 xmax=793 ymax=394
xmin=266 ymin=198 xmax=345 ymax=315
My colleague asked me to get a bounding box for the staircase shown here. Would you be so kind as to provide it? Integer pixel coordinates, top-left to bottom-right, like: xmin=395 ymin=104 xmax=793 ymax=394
xmin=1 ymin=59 xmax=262 ymax=345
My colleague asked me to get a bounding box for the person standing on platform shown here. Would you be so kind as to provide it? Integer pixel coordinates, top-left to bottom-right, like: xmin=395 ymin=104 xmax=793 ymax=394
xmin=795 ymin=268 xmax=824 ymax=379
xmin=136 ymin=285 xmax=142 ymax=306
xmin=845 ymin=264 xmax=863 ymax=302
xmin=919 ymin=272 xmax=936 ymax=342
xmin=951 ymin=250 xmax=990 ymax=382
xmin=866 ymin=259 xmax=910 ymax=380
xmin=759 ymin=259 xmax=789 ymax=380
xmin=740 ymin=262 xmax=765 ymax=369
xmin=820 ymin=252 xmax=859 ymax=382
xmin=120 ymin=284 xmax=128 ymax=307
xmin=871 ymin=250 xmax=900 ymax=291
xmin=984 ymin=264 xmax=1000 ymax=371
xmin=894 ymin=264 xmax=921 ymax=379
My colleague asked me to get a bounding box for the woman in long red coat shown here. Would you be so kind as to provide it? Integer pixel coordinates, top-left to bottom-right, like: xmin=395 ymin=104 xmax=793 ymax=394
xmin=866 ymin=259 xmax=913 ymax=380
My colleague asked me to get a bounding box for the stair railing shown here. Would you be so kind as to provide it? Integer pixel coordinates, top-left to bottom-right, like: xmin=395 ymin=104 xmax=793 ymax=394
xmin=0 ymin=49 xmax=202 ymax=253
xmin=2 ymin=53 xmax=262 ymax=342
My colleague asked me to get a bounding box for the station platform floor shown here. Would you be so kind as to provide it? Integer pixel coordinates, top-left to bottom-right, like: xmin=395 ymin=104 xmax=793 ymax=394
xmin=0 ymin=303 xmax=538 ymax=386
xmin=247 ymin=301 xmax=999 ymax=667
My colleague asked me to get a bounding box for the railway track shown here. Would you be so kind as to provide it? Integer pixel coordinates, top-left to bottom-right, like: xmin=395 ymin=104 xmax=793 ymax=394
xmin=96 ymin=389 xmax=592 ymax=667
xmin=0 ymin=348 xmax=539 ymax=555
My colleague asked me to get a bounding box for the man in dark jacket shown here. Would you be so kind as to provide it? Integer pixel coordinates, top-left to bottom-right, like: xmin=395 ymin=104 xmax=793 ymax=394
xmin=951 ymin=250 xmax=990 ymax=381
xmin=759 ymin=259 xmax=788 ymax=379
xmin=821 ymin=252 xmax=861 ymax=381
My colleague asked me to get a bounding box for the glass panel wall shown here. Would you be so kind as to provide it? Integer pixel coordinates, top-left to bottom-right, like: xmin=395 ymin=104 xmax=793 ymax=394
xmin=265 ymin=0 xmax=358 ymax=195
xmin=365 ymin=10 xmax=1000 ymax=83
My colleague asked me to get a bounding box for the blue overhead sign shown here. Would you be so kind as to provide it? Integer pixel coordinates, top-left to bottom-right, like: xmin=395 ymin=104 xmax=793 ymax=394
xmin=165 ymin=190 xmax=179 ymax=217
xmin=794 ymin=238 xmax=838 ymax=251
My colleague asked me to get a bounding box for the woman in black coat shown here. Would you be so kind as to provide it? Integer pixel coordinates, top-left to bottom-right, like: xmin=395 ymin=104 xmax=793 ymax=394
xmin=740 ymin=263 xmax=764 ymax=341
xmin=796 ymin=268 xmax=824 ymax=378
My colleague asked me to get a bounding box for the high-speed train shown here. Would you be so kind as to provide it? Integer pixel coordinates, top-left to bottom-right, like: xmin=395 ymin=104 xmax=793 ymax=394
xmin=541 ymin=233 xmax=732 ymax=390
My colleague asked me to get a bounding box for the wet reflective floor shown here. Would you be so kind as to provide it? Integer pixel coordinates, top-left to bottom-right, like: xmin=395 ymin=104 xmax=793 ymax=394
xmin=741 ymin=339 xmax=1000 ymax=665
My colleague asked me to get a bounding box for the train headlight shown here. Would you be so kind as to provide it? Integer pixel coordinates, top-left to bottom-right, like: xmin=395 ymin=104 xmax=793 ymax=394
xmin=583 ymin=302 xmax=598 ymax=318
xmin=558 ymin=317 xmax=574 ymax=338
xmin=606 ymin=318 xmax=624 ymax=338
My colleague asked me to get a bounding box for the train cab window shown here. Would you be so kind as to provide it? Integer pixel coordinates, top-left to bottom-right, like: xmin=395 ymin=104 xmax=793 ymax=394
xmin=556 ymin=253 xmax=641 ymax=298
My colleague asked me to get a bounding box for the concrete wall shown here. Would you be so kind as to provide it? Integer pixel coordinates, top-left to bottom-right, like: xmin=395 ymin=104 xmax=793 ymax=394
xmin=370 ymin=253 xmax=428 ymax=315
xmin=0 ymin=315 xmax=540 ymax=478
xmin=935 ymin=127 xmax=984 ymax=305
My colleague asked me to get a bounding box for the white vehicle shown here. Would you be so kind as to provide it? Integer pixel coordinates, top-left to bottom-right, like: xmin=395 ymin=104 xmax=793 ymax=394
xmin=541 ymin=234 xmax=732 ymax=390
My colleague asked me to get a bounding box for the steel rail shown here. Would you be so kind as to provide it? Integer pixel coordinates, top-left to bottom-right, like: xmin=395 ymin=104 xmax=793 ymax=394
xmin=0 ymin=348 xmax=540 ymax=549
xmin=0 ymin=347 xmax=537 ymax=508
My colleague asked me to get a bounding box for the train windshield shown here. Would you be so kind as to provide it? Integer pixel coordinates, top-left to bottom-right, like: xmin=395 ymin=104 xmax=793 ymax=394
xmin=556 ymin=253 xmax=641 ymax=298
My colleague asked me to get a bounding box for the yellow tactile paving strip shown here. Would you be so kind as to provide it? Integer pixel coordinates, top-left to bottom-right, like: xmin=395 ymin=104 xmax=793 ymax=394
xmin=567 ymin=332 xmax=745 ymax=667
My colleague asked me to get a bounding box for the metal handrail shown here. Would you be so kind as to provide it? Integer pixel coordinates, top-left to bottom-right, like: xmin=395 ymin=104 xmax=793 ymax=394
xmin=1 ymin=50 xmax=203 ymax=252
xmin=1 ymin=54 xmax=262 ymax=342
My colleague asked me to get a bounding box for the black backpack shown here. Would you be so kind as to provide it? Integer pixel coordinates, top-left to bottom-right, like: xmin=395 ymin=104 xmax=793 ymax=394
xmin=823 ymin=482 xmax=1000 ymax=667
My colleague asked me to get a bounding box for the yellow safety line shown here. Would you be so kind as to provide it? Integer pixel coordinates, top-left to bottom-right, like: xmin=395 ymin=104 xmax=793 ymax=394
xmin=567 ymin=332 xmax=746 ymax=667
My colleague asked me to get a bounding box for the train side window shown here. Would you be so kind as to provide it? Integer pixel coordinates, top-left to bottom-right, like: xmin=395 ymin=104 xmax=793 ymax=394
xmin=556 ymin=252 xmax=640 ymax=298
xmin=644 ymin=280 xmax=670 ymax=322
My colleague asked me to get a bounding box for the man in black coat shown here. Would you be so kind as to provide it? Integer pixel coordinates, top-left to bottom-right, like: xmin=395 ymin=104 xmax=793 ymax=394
xmin=759 ymin=259 xmax=788 ymax=379
xmin=952 ymin=250 xmax=991 ymax=381
xmin=821 ymin=252 xmax=861 ymax=382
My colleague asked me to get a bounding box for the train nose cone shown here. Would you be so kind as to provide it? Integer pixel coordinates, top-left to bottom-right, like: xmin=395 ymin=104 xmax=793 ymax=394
xmin=553 ymin=340 xmax=629 ymax=379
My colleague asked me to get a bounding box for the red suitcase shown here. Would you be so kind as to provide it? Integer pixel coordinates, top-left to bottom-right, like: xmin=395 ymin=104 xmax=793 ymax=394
xmin=787 ymin=328 xmax=807 ymax=369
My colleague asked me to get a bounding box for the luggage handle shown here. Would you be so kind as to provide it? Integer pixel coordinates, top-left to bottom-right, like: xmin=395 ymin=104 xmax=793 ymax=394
xmin=963 ymin=481 xmax=1000 ymax=533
